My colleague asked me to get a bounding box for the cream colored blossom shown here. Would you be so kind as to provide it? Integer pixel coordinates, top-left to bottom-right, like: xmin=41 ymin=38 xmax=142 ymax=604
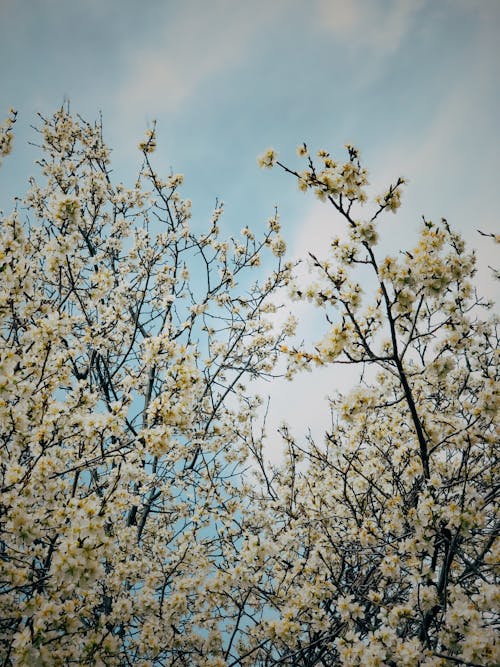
xmin=257 ymin=147 xmax=277 ymax=168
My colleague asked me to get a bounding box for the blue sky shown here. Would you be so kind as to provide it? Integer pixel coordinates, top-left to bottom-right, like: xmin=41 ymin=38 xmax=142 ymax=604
xmin=1 ymin=0 xmax=499 ymax=453
xmin=2 ymin=0 xmax=499 ymax=240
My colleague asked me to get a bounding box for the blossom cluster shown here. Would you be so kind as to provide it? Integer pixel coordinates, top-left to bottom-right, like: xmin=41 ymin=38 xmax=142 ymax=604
xmin=0 ymin=108 xmax=16 ymax=165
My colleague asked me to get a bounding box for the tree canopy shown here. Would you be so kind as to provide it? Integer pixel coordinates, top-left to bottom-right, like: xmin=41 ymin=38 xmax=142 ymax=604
xmin=0 ymin=108 xmax=498 ymax=666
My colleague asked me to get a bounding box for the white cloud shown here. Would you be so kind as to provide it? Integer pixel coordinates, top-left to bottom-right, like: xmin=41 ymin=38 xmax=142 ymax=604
xmin=315 ymin=0 xmax=424 ymax=55
xmin=251 ymin=202 xmax=360 ymax=465
xmin=115 ymin=0 xmax=285 ymax=120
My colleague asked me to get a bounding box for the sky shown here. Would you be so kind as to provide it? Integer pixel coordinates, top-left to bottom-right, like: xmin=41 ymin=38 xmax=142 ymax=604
xmin=1 ymin=0 xmax=499 ymax=459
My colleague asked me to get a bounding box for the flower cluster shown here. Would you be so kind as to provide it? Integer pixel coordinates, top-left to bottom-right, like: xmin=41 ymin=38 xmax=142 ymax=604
xmin=0 ymin=108 xmax=16 ymax=164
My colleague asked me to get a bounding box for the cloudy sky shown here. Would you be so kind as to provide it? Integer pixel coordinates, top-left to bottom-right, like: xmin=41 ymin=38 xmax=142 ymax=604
xmin=1 ymin=0 xmax=499 ymax=456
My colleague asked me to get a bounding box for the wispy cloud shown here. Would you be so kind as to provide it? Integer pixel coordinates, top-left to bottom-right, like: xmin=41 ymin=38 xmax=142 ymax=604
xmin=314 ymin=0 xmax=425 ymax=55
xmin=251 ymin=202 xmax=359 ymax=464
xmin=115 ymin=0 xmax=285 ymax=121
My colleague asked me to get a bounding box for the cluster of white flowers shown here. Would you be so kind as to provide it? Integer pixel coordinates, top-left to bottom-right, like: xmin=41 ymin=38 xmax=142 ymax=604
xmin=257 ymin=147 xmax=277 ymax=169
xmin=293 ymin=144 xmax=369 ymax=203
xmin=0 ymin=108 xmax=16 ymax=164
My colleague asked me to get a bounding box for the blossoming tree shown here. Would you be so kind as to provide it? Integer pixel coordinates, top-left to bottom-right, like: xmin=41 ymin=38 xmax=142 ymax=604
xmin=231 ymin=145 xmax=498 ymax=666
xmin=0 ymin=108 xmax=498 ymax=666
xmin=0 ymin=108 xmax=293 ymax=665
